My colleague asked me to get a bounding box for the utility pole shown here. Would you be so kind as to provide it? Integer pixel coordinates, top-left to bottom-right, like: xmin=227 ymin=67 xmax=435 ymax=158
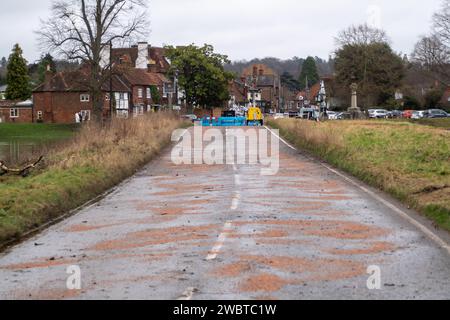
xmin=109 ymin=41 xmax=113 ymax=120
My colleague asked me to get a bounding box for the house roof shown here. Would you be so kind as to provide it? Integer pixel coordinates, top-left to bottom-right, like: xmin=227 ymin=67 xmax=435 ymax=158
xmin=0 ymin=99 xmax=31 ymax=108
xmin=242 ymin=64 xmax=278 ymax=77
xmin=296 ymin=82 xmax=321 ymax=101
xmin=229 ymin=80 xmax=246 ymax=101
xmin=33 ymin=69 xmax=132 ymax=93
xmin=120 ymin=68 xmax=169 ymax=86
xmin=112 ymin=46 xmax=170 ymax=72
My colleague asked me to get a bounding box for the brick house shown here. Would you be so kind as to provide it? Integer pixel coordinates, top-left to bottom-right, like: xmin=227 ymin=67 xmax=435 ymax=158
xmin=31 ymin=43 xmax=173 ymax=123
xmin=0 ymin=100 xmax=33 ymax=123
xmin=33 ymin=68 xmax=131 ymax=123
xmin=109 ymin=43 xmax=174 ymax=107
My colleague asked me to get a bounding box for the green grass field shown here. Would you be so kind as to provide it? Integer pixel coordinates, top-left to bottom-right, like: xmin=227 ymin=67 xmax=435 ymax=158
xmin=269 ymin=119 xmax=450 ymax=232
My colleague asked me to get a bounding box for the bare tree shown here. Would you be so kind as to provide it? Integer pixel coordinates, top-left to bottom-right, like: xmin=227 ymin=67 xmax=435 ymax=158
xmin=37 ymin=0 xmax=150 ymax=121
xmin=433 ymin=0 xmax=450 ymax=47
xmin=335 ymin=23 xmax=389 ymax=47
xmin=412 ymin=0 xmax=450 ymax=84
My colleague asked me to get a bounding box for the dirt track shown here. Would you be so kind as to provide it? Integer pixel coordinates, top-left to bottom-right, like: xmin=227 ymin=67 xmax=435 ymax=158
xmin=0 ymin=127 xmax=449 ymax=300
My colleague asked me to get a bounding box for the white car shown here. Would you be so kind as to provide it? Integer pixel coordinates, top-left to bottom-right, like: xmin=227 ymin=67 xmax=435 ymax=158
xmin=327 ymin=111 xmax=338 ymax=120
xmin=411 ymin=111 xmax=427 ymax=119
xmin=369 ymin=109 xmax=389 ymax=119
xmin=273 ymin=113 xmax=285 ymax=120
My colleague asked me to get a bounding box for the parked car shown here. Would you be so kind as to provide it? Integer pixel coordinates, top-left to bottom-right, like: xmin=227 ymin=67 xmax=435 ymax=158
xmin=337 ymin=112 xmax=352 ymax=120
xmin=402 ymin=110 xmax=414 ymax=119
xmin=327 ymin=111 xmax=339 ymax=120
xmin=369 ymin=109 xmax=389 ymax=119
xmin=411 ymin=110 xmax=428 ymax=119
xmin=390 ymin=110 xmax=403 ymax=118
xmin=426 ymin=109 xmax=449 ymax=118
xmin=288 ymin=111 xmax=299 ymax=118
xmin=182 ymin=114 xmax=198 ymax=122
xmin=273 ymin=113 xmax=285 ymax=120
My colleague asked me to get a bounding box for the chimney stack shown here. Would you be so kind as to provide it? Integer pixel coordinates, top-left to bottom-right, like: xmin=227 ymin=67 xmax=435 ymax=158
xmin=100 ymin=43 xmax=111 ymax=69
xmin=136 ymin=42 xmax=149 ymax=69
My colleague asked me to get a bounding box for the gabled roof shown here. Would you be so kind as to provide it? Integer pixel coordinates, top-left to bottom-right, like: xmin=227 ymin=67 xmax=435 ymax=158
xmin=33 ymin=69 xmax=132 ymax=93
xmin=33 ymin=69 xmax=91 ymax=92
xmin=296 ymin=82 xmax=321 ymax=101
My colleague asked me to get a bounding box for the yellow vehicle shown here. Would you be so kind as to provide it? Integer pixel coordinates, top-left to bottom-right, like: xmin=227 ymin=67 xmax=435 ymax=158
xmin=247 ymin=106 xmax=264 ymax=126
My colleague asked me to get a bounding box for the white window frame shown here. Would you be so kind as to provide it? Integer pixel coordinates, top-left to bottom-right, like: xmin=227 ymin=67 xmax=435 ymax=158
xmin=138 ymin=88 xmax=143 ymax=99
xmin=80 ymin=94 xmax=90 ymax=102
xmin=10 ymin=108 xmax=19 ymax=118
xmin=146 ymin=87 xmax=151 ymax=99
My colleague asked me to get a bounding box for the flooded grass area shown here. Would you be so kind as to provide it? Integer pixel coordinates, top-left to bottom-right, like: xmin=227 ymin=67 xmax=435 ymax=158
xmin=0 ymin=124 xmax=78 ymax=165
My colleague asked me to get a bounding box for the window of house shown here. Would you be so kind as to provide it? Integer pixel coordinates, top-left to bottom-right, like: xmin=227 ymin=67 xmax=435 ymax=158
xmin=10 ymin=108 xmax=19 ymax=118
xmin=146 ymin=88 xmax=151 ymax=99
xmin=138 ymin=88 xmax=143 ymax=98
xmin=37 ymin=111 xmax=43 ymax=121
xmin=80 ymin=94 xmax=90 ymax=102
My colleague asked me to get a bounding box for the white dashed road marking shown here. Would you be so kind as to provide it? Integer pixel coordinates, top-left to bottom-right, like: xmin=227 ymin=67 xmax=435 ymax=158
xmin=206 ymin=221 xmax=233 ymax=261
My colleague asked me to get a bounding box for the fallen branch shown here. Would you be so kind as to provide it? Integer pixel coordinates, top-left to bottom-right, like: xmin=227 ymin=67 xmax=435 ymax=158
xmin=0 ymin=156 xmax=44 ymax=177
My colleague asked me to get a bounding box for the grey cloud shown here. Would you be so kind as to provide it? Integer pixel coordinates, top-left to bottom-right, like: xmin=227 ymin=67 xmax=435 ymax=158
xmin=0 ymin=0 xmax=442 ymax=62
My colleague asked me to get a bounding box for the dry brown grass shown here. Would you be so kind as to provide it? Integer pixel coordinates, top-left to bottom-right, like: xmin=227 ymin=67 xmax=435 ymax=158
xmin=52 ymin=112 xmax=181 ymax=172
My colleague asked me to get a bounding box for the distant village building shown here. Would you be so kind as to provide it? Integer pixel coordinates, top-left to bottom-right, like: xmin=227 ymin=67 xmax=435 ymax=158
xmin=241 ymin=64 xmax=281 ymax=113
xmin=296 ymin=76 xmax=341 ymax=110
xmin=229 ymin=64 xmax=296 ymax=113
xmin=32 ymin=42 xmax=174 ymax=124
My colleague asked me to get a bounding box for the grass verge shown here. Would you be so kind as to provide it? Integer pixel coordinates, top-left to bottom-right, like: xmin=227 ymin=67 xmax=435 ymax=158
xmin=268 ymin=119 xmax=450 ymax=231
xmin=0 ymin=113 xmax=185 ymax=246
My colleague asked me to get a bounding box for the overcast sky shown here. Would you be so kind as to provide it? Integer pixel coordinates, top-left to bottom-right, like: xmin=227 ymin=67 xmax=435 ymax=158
xmin=0 ymin=0 xmax=443 ymax=63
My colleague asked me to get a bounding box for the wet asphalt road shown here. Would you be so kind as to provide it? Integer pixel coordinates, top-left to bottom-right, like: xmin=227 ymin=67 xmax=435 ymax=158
xmin=0 ymin=127 xmax=449 ymax=300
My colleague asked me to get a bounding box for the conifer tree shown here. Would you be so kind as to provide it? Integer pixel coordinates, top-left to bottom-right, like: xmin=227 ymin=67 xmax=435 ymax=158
xmin=5 ymin=44 xmax=31 ymax=100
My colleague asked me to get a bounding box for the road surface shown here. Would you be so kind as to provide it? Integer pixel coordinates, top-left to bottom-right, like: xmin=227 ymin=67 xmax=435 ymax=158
xmin=0 ymin=127 xmax=449 ymax=300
